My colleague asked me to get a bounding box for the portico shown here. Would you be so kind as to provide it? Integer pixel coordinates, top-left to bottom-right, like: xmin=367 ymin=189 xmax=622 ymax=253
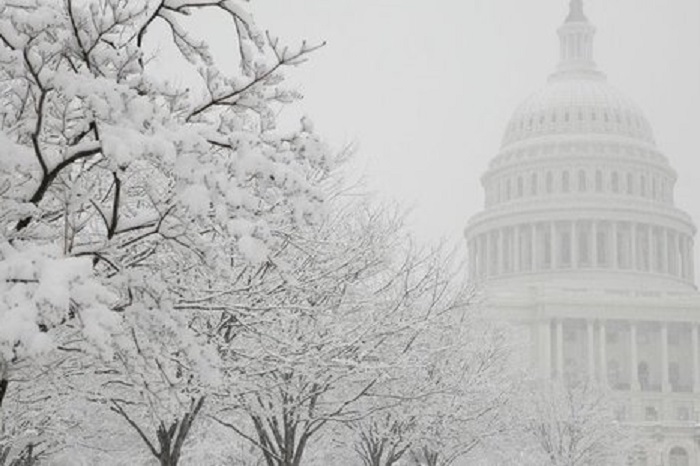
xmin=539 ymin=318 xmax=700 ymax=395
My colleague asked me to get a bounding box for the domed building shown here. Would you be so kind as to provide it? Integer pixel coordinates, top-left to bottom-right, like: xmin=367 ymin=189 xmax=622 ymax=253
xmin=464 ymin=1 xmax=700 ymax=464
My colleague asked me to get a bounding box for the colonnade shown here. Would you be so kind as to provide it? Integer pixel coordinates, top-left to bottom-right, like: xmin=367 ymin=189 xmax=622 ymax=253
xmin=540 ymin=319 xmax=700 ymax=395
xmin=468 ymin=219 xmax=694 ymax=282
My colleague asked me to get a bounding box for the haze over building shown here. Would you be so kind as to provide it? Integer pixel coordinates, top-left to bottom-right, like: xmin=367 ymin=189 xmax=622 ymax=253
xmin=465 ymin=1 xmax=700 ymax=464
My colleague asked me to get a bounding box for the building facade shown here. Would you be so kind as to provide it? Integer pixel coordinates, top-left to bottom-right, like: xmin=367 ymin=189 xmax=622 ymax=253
xmin=464 ymin=2 xmax=700 ymax=465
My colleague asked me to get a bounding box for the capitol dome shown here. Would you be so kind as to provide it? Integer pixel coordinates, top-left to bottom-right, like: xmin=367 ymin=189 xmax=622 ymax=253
xmin=464 ymin=0 xmax=696 ymax=292
xmin=502 ymin=77 xmax=655 ymax=147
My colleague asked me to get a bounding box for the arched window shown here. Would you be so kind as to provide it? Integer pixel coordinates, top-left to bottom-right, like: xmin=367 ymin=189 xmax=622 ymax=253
xmin=645 ymin=406 xmax=659 ymax=421
xmin=563 ymin=357 xmax=578 ymax=382
xmin=611 ymin=172 xmax=619 ymax=193
xmin=617 ymin=227 xmax=629 ymax=268
xmin=669 ymin=447 xmax=689 ymax=466
xmin=636 ymin=451 xmax=648 ymax=466
xmin=517 ymin=176 xmax=524 ymax=198
xmin=560 ymin=229 xmax=571 ymax=266
xmin=531 ymin=173 xmax=538 ymax=195
xmin=627 ymin=173 xmax=634 ymax=194
xmin=595 ymin=170 xmax=603 ymax=192
xmin=546 ymin=172 xmax=554 ymax=193
xmin=670 ymin=362 xmax=680 ymax=392
xmin=608 ymin=359 xmax=621 ymax=387
xmin=543 ymin=230 xmax=552 ymax=268
xmin=578 ymin=227 xmax=589 ymax=266
xmin=652 ymin=177 xmax=657 ymax=199
xmin=597 ymin=229 xmax=608 ymax=266
xmin=638 ymin=361 xmax=650 ymax=391
xmin=578 ymin=170 xmax=587 ymax=192
xmin=506 ymin=179 xmax=512 ymax=200
xmin=562 ymin=171 xmax=570 ymax=193
xmin=641 ymin=175 xmax=647 ymax=197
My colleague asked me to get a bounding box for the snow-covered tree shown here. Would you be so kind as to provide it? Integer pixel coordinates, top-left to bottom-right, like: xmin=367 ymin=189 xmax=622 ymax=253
xmin=210 ymin=202 xmax=470 ymax=466
xmin=408 ymin=323 xmax=515 ymax=466
xmin=350 ymin=308 xmax=516 ymax=466
xmin=353 ymin=412 xmax=415 ymax=466
xmin=494 ymin=381 xmax=634 ymax=466
xmin=0 ymin=0 xmax=330 ymax=462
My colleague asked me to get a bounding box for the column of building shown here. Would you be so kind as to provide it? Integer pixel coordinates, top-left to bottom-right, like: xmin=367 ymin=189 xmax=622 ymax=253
xmin=587 ymin=320 xmax=595 ymax=382
xmin=555 ymin=319 xmax=564 ymax=378
xmin=599 ymin=320 xmax=608 ymax=386
xmin=630 ymin=322 xmax=640 ymax=391
xmin=630 ymin=222 xmax=637 ymax=270
xmin=571 ymin=220 xmax=578 ymax=268
xmin=693 ymin=324 xmax=700 ymax=393
xmin=661 ymin=323 xmax=670 ymax=392
xmin=469 ymin=222 xmax=692 ymax=282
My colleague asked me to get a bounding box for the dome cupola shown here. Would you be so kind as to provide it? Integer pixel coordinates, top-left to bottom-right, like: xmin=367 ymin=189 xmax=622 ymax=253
xmin=557 ymin=0 xmax=597 ymax=76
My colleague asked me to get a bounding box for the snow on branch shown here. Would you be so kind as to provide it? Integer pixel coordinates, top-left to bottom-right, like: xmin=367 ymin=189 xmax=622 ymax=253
xmin=0 ymin=0 xmax=334 ymax=462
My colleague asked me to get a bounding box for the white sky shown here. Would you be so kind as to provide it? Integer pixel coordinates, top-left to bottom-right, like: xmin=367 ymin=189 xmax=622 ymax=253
xmin=198 ymin=1 xmax=700 ymax=263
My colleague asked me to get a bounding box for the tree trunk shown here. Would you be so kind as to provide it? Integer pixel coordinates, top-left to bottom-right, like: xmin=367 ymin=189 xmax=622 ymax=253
xmin=112 ymin=397 xmax=205 ymax=466
xmin=0 ymin=358 xmax=7 ymax=410
xmin=155 ymin=397 xmax=205 ymax=466
xmin=0 ymin=379 xmax=7 ymax=409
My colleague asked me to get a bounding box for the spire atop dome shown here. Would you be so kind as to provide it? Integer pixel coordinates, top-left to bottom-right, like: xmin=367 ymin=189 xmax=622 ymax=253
xmin=553 ymin=0 xmax=600 ymax=79
xmin=566 ymin=0 xmax=587 ymax=23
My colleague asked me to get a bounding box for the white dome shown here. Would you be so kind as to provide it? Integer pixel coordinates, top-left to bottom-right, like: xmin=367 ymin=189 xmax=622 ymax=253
xmin=465 ymin=3 xmax=694 ymax=291
xmin=502 ymin=75 xmax=655 ymax=147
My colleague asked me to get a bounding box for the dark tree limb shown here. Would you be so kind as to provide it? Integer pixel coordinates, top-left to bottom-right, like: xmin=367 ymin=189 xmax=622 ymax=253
xmin=186 ymin=40 xmax=325 ymax=121
xmin=107 ymin=172 xmax=122 ymax=239
xmin=16 ymin=141 xmax=102 ymax=231
xmin=111 ymin=397 xmax=205 ymax=466
xmin=0 ymin=378 xmax=7 ymax=409
xmin=110 ymin=400 xmax=160 ymax=458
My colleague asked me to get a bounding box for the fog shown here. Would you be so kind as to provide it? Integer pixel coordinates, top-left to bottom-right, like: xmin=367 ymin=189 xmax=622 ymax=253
xmin=1 ymin=0 xmax=698 ymax=464
xmin=246 ymin=0 xmax=700 ymax=265
xmin=240 ymin=2 xmax=700 ymax=464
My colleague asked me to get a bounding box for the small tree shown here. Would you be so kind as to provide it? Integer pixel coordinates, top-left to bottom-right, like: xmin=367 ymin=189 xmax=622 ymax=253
xmin=409 ymin=324 xmax=515 ymax=466
xmin=350 ymin=309 xmax=515 ymax=466
xmin=499 ymin=381 xmax=634 ymax=466
xmin=354 ymin=413 xmax=415 ymax=466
